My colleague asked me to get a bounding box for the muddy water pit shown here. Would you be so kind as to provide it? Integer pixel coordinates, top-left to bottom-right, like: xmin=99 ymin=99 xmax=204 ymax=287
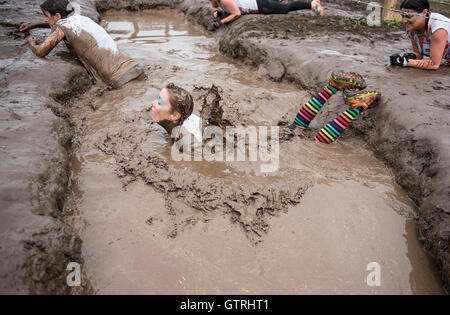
xmin=65 ymin=10 xmax=443 ymax=294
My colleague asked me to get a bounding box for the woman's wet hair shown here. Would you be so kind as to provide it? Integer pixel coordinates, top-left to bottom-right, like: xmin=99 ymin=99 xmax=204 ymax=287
xmin=40 ymin=0 xmax=74 ymax=19
xmin=165 ymin=83 xmax=194 ymax=125
xmin=400 ymin=0 xmax=430 ymax=13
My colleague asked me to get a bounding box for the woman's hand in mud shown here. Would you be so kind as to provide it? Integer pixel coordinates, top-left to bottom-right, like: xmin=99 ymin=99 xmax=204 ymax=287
xmin=19 ymin=23 xmax=31 ymax=32
xmin=27 ymin=36 xmax=40 ymax=46
xmin=212 ymin=19 xmax=223 ymax=29
xmin=19 ymin=22 xmax=50 ymax=32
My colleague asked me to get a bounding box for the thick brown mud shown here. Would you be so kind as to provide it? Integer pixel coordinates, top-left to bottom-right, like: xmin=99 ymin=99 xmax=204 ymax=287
xmin=0 ymin=1 xmax=95 ymax=293
xmin=0 ymin=0 xmax=448 ymax=294
xmin=59 ymin=10 xmax=443 ymax=294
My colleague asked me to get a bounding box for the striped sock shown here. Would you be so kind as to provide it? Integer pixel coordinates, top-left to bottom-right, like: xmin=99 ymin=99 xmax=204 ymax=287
xmin=314 ymin=106 xmax=363 ymax=144
xmin=293 ymin=84 xmax=338 ymax=128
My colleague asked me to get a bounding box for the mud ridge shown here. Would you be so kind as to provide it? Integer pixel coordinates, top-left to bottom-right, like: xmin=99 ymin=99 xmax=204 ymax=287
xmin=95 ymin=0 xmax=182 ymax=12
xmin=22 ymin=70 xmax=94 ymax=294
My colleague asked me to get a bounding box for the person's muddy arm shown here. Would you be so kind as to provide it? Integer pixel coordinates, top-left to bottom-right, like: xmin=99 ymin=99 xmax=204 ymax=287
xmin=219 ymin=0 xmax=241 ymax=24
xmin=28 ymin=27 xmax=65 ymax=58
xmin=19 ymin=22 xmax=50 ymax=32
xmin=407 ymin=29 xmax=447 ymax=70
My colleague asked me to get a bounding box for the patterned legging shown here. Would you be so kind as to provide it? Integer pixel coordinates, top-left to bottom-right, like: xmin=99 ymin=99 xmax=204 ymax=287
xmin=293 ymin=84 xmax=364 ymax=144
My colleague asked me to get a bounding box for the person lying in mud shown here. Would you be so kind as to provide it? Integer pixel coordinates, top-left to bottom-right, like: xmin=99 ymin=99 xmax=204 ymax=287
xmin=390 ymin=0 xmax=449 ymax=69
xmin=210 ymin=0 xmax=324 ymax=28
xmin=20 ymin=0 xmax=144 ymax=89
xmin=285 ymin=71 xmax=381 ymax=144
xmin=149 ymin=83 xmax=202 ymax=142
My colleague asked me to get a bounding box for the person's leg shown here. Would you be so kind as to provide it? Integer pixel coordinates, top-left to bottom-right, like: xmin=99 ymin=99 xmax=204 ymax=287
xmin=315 ymin=92 xmax=381 ymax=144
xmin=113 ymin=64 xmax=145 ymax=89
xmin=256 ymin=0 xmax=310 ymax=14
xmin=285 ymin=71 xmax=367 ymax=130
xmin=284 ymin=0 xmax=311 ymax=13
xmin=292 ymin=84 xmax=338 ymax=129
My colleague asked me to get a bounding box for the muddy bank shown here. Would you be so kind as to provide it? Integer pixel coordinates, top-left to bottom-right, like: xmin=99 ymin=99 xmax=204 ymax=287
xmin=0 ymin=0 xmax=97 ymax=293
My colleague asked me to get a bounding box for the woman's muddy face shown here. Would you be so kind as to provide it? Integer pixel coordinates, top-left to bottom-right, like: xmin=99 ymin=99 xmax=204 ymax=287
xmin=401 ymin=9 xmax=426 ymax=33
xmin=43 ymin=11 xmax=61 ymax=28
xmin=151 ymin=88 xmax=181 ymax=124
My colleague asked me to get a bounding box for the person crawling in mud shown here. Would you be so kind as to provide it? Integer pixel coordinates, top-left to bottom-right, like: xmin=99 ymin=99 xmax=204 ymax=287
xmin=20 ymin=0 xmax=145 ymax=89
xmin=285 ymin=71 xmax=381 ymax=144
xmin=390 ymin=0 xmax=449 ymax=70
xmin=210 ymin=0 xmax=324 ymax=28
xmin=149 ymin=83 xmax=202 ymax=142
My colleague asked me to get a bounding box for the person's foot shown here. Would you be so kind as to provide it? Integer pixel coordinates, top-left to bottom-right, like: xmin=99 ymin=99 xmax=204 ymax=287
xmin=311 ymin=0 xmax=324 ymax=17
xmin=284 ymin=122 xmax=306 ymax=131
xmin=347 ymin=91 xmax=381 ymax=114
xmin=280 ymin=122 xmax=306 ymax=141
xmin=329 ymin=70 xmax=367 ymax=91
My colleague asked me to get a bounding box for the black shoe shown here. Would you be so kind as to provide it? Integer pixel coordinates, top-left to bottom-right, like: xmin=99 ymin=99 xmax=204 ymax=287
xmin=285 ymin=122 xmax=300 ymax=131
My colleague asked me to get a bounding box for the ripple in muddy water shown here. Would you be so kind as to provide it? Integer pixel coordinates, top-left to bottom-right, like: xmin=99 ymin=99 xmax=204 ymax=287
xmin=69 ymin=9 xmax=443 ymax=294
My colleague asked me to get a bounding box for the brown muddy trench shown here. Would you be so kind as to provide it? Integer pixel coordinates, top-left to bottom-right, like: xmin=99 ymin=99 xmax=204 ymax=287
xmin=67 ymin=9 xmax=443 ymax=294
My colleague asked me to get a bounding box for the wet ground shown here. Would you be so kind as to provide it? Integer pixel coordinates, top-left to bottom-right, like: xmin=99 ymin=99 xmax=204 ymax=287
xmin=0 ymin=0 xmax=448 ymax=294
xmin=64 ymin=10 xmax=444 ymax=294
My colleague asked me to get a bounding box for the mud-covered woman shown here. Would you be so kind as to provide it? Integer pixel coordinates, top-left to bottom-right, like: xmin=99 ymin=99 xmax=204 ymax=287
xmin=20 ymin=0 xmax=145 ymax=89
xmin=149 ymin=83 xmax=202 ymax=142
xmin=210 ymin=0 xmax=324 ymax=28
xmin=390 ymin=0 xmax=449 ymax=70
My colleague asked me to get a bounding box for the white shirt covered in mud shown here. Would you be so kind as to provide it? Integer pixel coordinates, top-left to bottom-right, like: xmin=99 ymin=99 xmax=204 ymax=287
xmin=178 ymin=114 xmax=202 ymax=141
xmin=56 ymin=13 xmax=138 ymax=87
